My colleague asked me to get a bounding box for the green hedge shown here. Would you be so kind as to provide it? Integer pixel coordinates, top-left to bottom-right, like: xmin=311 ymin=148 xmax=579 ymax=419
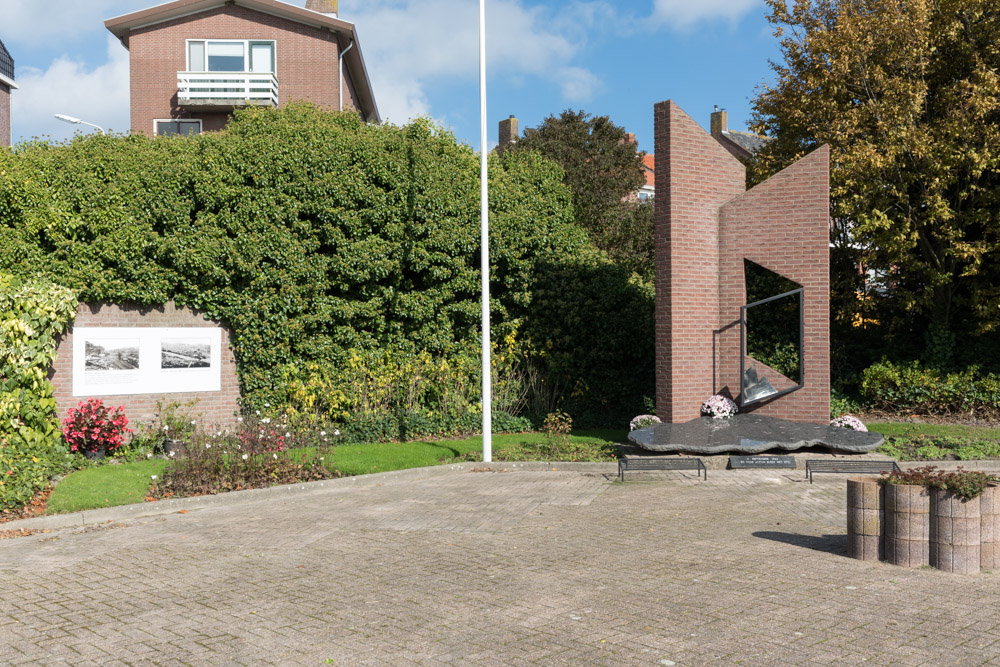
xmin=0 ymin=273 xmax=79 ymax=510
xmin=860 ymin=360 xmax=1000 ymax=416
xmin=0 ymin=104 xmax=653 ymax=429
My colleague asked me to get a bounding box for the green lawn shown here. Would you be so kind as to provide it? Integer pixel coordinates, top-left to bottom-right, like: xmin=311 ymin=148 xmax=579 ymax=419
xmin=867 ymin=422 xmax=1000 ymax=439
xmin=45 ymin=430 xmax=627 ymax=515
xmin=46 ymin=459 xmax=168 ymax=514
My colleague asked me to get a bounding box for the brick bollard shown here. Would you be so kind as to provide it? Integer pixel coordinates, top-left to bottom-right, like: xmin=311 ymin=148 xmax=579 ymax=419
xmin=981 ymin=485 xmax=1000 ymax=571
xmin=846 ymin=477 xmax=882 ymax=561
xmin=930 ymin=489 xmax=981 ymax=574
xmin=884 ymin=484 xmax=931 ymax=567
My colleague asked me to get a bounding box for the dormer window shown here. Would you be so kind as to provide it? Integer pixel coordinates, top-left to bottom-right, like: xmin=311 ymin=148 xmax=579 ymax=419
xmin=187 ymin=39 xmax=275 ymax=73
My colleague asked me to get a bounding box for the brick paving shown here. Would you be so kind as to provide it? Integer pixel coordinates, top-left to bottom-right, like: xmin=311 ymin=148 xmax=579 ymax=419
xmin=2 ymin=468 xmax=999 ymax=665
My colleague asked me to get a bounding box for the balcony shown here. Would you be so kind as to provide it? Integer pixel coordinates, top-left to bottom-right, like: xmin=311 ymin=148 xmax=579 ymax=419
xmin=177 ymin=71 xmax=278 ymax=110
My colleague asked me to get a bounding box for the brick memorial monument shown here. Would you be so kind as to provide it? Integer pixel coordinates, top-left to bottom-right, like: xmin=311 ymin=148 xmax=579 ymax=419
xmin=629 ymin=101 xmax=882 ymax=454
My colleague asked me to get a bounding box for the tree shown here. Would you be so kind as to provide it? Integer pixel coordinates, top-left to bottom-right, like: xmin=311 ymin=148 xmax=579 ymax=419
xmin=748 ymin=0 xmax=1000 ymax=364
xmin=506 ymin=109 xmax=653 ymax=277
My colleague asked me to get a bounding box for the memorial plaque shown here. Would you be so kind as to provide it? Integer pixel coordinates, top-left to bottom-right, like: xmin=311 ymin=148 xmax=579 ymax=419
xmin=729 ymin=455 xmax=796 ymax=469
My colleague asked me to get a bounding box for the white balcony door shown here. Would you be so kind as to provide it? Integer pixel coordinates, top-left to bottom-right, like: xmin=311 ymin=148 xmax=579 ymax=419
xmin=250 ymin=43 xmax=274 ymax=74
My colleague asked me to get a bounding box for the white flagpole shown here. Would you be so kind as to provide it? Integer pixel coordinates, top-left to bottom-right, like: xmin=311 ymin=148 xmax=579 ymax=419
xmin=479 ymin=0 xmax=492 ymax=463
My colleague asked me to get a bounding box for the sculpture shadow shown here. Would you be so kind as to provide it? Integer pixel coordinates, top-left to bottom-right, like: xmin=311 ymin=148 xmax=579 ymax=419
xmin=753 ymin=531 xmax=848 ymax=558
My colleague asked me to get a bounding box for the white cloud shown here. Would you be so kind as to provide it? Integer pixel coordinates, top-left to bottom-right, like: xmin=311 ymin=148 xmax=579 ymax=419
xmin=650 ymin=0 xmax=762 ymax=28
xmin=0 ymin=1 xmax=146 ymax=48
xmin=11 ymin=36 xmax=130 ymax=142
xmin=337 ymin=0 xmax=606 ymax=124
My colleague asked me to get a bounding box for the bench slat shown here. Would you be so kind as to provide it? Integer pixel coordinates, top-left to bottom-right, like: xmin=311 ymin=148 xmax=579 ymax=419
xmin=618 ymin=456 xmax=706 ymax=481
xmin=805 ymin=459 xmax=900 ymax=483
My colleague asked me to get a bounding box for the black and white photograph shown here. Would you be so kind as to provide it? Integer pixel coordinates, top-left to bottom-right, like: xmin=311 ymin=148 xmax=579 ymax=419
xmin=84 ymin=339 xmax=140 ymax=372
xmin=161 ymin=339 xmax=212 ymax=369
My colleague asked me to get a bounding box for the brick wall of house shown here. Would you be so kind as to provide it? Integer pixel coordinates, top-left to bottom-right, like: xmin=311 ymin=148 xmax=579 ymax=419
xmin=718 ymin=147 xmax=831 ymax=423
xmin=654 ymin=100 xmax=831 ymax=425
xmin=653 ymin=100 xmax=745 ymax=423
xmin=50 ymin=302 xmax=241 ymax=431
xmin=127 ymin=4 xmax=351 ymax=135
xmin=0 ymin=82 xmax=10 ymax=147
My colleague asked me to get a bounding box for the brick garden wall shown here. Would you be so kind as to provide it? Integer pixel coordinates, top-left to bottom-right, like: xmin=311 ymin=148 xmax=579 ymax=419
xmin=50 ymin=302 xmax=241 ymax=431
xmin=127 ymin=4 xmax=350 ymax=135
xmin=0 ymin=82 xmax=10 ymax=147
xmin=654 ymin=100 xmax=831 ymax=424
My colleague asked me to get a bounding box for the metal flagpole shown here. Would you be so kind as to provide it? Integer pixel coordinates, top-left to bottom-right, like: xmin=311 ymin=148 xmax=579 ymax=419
xmin=479 ymin=0 xmax=492 ymax=463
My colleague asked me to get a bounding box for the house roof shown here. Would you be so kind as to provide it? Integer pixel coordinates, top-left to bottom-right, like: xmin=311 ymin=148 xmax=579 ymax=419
xmin=105 ymin=0 xmax=379 ymax=122
xmin=641 ymin=154 xmax=654 ymax=188
xmin=721 ymin=130 xmax=771 ymax=155
xmin=0 ymin=38 xmax=16 ymax=89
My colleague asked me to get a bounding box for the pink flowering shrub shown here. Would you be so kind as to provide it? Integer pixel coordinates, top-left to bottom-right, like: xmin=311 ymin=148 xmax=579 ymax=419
xmin=62 ymin=399 xmax=131 ymax=455
xmin=830 ymin=415 xmax=868 ymax=432
xmin=629 ymin=414 xmax=662 ymax=431
xmin=701 ymin=394 xmax=738 ymax=419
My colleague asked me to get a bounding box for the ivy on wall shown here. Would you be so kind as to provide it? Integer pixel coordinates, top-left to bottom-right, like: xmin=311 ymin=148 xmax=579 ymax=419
xmin=0 ymin=273 xmax=78 ymax=509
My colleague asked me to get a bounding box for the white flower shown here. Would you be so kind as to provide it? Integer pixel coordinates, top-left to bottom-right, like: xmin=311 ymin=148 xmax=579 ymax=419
xmin=273 ymin=453 xmax=278 ymax=459
xmin=255 ymin=410 xmax=260 ymax=416
xmin=146 ymin=452 xmax=153 ymax=458
xmin=320 ymin=431 xmax=326 ymax=437
xmin=206 ymin=443 xmax=212 ymax=449
xmin=169 ymin=451 xmax=176 ymax=458
xmin=150 ymin=475 xmax=157 ymax=480
xmin=242 ymin=453 xmax=248 ymax=460
xmin=262 ymin=417 xmax=271 ymax=424
xmin=285 ymin=432 xmax=290 ymax=438
xmin=264 ymin=402 xmax=270 ymax=408
xmin=333 ymin=429 xmax=340 ymax=436
xmin=238 ymin=417 xmax=244 ymax=423
xmin=190 ymin=420 xmax=196 ymax=425
xmin=163 ymin=425 xmax=169 ymax=432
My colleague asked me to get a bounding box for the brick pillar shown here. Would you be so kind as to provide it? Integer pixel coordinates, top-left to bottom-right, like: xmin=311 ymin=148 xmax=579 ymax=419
xmin=654 ymin=100 xmax=745 ymax=423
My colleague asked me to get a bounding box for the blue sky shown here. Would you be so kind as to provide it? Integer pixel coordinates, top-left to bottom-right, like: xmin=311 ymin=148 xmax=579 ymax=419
xmin=3 ymin=0 xmax=781 ymax=153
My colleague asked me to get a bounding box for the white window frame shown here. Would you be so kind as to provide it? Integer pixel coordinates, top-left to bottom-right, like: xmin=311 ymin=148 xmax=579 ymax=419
xmin=185 ymin=39 xmax=276 ymax=73
xmin=154 ymin=118 xmax=204 ymax=137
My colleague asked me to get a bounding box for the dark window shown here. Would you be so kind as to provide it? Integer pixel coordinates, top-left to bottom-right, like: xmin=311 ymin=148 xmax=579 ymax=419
xmin=0 ymin=40 xmax=14 ymax=82
xmin=156 ymin=120 xmax=202 ymax=137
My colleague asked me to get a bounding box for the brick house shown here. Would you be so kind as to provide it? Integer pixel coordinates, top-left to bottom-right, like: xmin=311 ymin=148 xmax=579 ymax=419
xmin=105 ymin=0 xmax=379 ymax=137
xmin=0 ymin=38 xmax=16 ymax=147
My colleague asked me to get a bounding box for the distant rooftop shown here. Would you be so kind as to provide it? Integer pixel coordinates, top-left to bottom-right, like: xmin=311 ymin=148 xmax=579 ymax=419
xmin=0 ymin=39 xmax=13 ymax=83
xmin=722 ymin=130 xmax=771 ymax=155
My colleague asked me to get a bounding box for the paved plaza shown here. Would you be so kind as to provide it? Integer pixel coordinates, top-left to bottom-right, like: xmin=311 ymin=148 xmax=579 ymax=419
xmin=2 ymin=465 xmax=999 ymax=665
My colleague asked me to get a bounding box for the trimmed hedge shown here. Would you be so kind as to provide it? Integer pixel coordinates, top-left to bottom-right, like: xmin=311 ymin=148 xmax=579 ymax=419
xmin=0 ymin=274 xmax=79 ymax=509
xmin=0 ymin=104 xmax=653 ymax=430
xmin=860 ymin=360 xmax=1000 ymax=416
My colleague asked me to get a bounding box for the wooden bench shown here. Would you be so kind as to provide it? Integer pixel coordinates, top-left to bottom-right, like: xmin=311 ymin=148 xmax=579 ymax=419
xmin=618 ymin=456 xmax=707 ymax=481
xmin=805 ymin=459 xmax=900 ymax=483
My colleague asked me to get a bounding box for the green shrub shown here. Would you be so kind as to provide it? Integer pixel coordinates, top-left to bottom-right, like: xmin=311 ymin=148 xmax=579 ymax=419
xmin=0 ymin=273 xmax=79 ymax=510
xmin=860 ymin=360 xmax=1000 ymax=416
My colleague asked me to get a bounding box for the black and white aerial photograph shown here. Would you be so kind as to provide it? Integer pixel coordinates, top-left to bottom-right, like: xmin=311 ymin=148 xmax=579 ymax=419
xmin=84 ymin=339 xmax=140 ymax=371
xmin=161 ymin=339 xmax=212 ymax=369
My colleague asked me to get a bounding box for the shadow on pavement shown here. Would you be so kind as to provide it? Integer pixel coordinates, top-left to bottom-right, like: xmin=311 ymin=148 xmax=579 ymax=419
xmin=753 ymin=531 xmax=848 ymax=557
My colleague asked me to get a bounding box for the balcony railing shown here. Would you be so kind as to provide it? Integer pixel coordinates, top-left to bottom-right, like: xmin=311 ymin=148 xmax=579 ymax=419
xmin=177 ymin=71 xmax=278 ymax=108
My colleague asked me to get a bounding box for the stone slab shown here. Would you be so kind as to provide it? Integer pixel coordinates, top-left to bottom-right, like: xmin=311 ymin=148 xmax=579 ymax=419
xmin=629 ymin=413 xmax=884 ymax=454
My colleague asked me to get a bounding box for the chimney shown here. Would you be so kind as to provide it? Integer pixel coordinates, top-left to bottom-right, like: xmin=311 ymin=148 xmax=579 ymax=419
xmin=306 ymin=0 xmax=338 ymax=17
xmin=710 ymin=105 xmax=727 ymax=137
xmin=625 ymin=133 xmax=636 ymax=144
xmin=498 ymin=115 xmax=518 ymax=153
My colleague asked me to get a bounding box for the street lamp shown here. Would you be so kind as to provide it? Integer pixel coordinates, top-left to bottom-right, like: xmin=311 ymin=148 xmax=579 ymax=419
xmin=54 ymin=114 xmax=106 ymax=135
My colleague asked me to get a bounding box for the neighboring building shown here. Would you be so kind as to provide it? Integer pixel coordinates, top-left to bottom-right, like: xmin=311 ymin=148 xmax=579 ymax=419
xmin=0 ymin=38 xmax=16 ymax=147
xmin=497 ymin=115 xmax=518 ymax=153
xmin=639 ymin=153 xmax=654 ymax=201
xmin=710 ymin=106 xmax=770 ymax=161
xmin=105 ymin=0 xmax=379 ymax=137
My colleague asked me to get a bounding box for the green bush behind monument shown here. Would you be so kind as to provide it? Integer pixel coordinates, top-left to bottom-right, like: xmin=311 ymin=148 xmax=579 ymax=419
xmin=0 ymin=104 xmax=653 ymax=432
